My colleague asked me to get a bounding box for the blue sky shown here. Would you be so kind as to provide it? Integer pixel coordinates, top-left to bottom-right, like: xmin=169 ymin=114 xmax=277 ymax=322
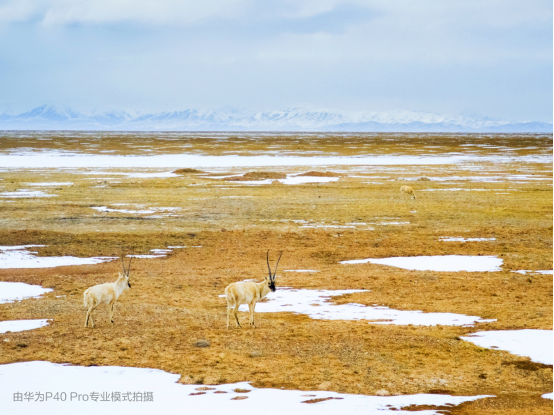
xmin=0 ymin=0 xmax=552 ymax=121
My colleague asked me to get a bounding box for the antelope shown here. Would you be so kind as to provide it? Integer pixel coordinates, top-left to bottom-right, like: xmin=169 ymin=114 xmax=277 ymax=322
xmin=225 ymin=251 xmax=282 ymax=328
xmin=400 ymin=185 xmax=416 ymax=199
xmin=84 ymin=254 xmax=132 ymax=328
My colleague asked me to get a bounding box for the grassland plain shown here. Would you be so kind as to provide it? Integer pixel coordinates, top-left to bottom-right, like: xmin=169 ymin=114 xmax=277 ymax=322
xmin=0 ymin=132 xmax=552 ymax=414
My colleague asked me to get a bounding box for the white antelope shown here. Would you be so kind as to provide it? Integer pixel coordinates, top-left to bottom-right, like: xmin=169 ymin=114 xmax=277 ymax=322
xmin=400 ymin=185 xmax=416 ymax=199
xmin=225 ymin=251 xmax=282 ymax=328
xmin=84 ymin=255 xmax=132 ymax=328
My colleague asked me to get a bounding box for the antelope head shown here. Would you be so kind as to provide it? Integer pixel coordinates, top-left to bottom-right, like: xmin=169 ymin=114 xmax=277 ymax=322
xmin=266 ymin=250 xmax=282 ymax=292
xmin=120 ymin=253 xmax=133 ymax=288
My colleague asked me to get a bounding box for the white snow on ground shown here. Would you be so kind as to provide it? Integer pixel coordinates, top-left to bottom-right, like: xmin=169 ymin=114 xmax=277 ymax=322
xmin=0 ymin=282 xmax=53 ymax=304
xmin=0 ymin=319 xmax=50 ymax=333
xmin=125 ymin=172 xmax=178 ymax=178
xmin=235 ymin=288 xmax=494 ymax=326
xmin=461 ymin=330 xmax=553 ymax=365
xmin=0 ymin=246 xmax=114 ymax=269
xmin=0 ymin=190 xmax=56 ymax=198
xmin=340 ymin=255 xmax=503 ymax=272
xmin=281 ymin=175 xmax=339 ymax=185
xmin=0 ymin=361 xmax=492 ymax=415
xmin=92 ymin=206 xmax=179 ymax=215
xmin=92 ymin=207 xmax=156 ymax=214
xmin=302 ymin=224 xmax=356 ymax=229
xmin=439 ymin=237 xmax=496 ymax=242
xmin=0 ymin=153 xmax=474 ymax=169
xmin=167 ymin=246 xmax=202 ymax=248
xmin=511 ymin=270 xmax=553 ymax=275
xmin=401 ymin=175 xmax=551 ymax=183
xmin=210 ymin=174 xmax=339 ymax=186
xmin=127 ymin=246 xmax=200 ymax=259
xmin=26 ymin=182 xmax=73 ymax=186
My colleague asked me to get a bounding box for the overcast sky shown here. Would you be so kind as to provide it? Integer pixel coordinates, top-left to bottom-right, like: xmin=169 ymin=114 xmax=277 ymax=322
xmin=0 ymin=0 xmax=551 ymax=121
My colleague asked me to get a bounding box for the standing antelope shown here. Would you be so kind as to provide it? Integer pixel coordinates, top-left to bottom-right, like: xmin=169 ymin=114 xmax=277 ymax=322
xmin=84 ymin=254 xmax=132 ymax=328
xmin=400 ymin=185 xmax=416 ymax=199
xmin=225 ymin=251 xmax=282 ymax=328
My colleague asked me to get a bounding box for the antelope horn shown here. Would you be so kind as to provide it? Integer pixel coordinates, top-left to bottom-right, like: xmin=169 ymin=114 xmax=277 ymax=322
xmin=121 ymin=253 xmax=127 ymax=274
xmin=266 ymin=250 xmax=272 ymax=279
xmin=127 ymin=250 xmax=134 ymax=276
xmin=273 ymin=251 xmax=283 ymax=280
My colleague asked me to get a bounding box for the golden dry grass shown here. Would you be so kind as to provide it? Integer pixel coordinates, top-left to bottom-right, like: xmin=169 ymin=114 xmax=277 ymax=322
xmin=0 ymin=132 xmax=552 ymax=414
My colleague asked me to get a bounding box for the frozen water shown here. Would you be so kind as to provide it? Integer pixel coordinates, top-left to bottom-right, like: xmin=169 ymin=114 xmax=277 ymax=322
xmin=0 ymin=319 xmax=50 ymax=333
xmin=340 ymin=255 xmax=503 ymax=272
xmin=0 ymin=361 xmax=492 ymax=415
xmin=0 ymin=281 xmax=53 ymax=304
xmin=461 ymin=330 xmax=553 ymax=365
xmin=237 ymin=288 xmax=494 ymax=326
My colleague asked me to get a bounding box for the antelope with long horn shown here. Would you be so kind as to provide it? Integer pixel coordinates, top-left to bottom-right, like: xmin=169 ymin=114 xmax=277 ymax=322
xmin=84 ymin=253 xmax=133 ymax=328
xmin=225 ymin=250 xmax=282 ymax=328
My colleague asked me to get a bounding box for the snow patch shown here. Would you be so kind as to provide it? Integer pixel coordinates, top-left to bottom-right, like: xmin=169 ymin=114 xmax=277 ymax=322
xmin=461 ymin=330 xmax=553 ymax=365
xmin=0 ymin=319 xmax=50 ymax=333
xmin=0 ymin=361 xmax=493 ymax=415
xmin=0 ymin=281 xmax=53 ymax=303
xmin=0 ymin=246 xmax=114 ymax=269
xmin=1 ymin=190 xmax=56 ymax=198
xmin=0 ymin=153 xmax=473 ymax=169
xmin=340 ymin=255 xmax=502 ymax=272
xmin=236 ymin=288 xmax=494 ymax=326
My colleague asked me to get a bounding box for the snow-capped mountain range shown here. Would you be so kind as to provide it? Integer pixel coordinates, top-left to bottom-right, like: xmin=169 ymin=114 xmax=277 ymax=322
xmin=0 ymin=105 xmax=551 ymax=132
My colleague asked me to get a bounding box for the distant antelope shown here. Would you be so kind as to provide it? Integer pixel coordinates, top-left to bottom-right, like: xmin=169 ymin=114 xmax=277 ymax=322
xmin=225 ymin=251 xmax=282 ymax=328
xmin=84 ymin=254 xmax=132 ymax=328
xmin=400 ymin=185 xmax=416 ymax=199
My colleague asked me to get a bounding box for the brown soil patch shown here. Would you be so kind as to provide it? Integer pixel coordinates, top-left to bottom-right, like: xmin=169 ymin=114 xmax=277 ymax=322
xmin=449 ymin=395 xmax=553 ymax=415
xmin=296 ymin=171 xmax=341 ymax=177
xmin=302 ymin=397 xmax=344 ymax=404
xmin=226 ymin=172 xmax=287 ymax=181
xmin=173 ymin=168 xmax=204 ymax=174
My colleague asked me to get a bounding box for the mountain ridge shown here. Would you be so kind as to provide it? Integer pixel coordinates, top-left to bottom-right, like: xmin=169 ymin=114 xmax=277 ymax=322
xmin=0 ymin=105 xmax=551 ymax=132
